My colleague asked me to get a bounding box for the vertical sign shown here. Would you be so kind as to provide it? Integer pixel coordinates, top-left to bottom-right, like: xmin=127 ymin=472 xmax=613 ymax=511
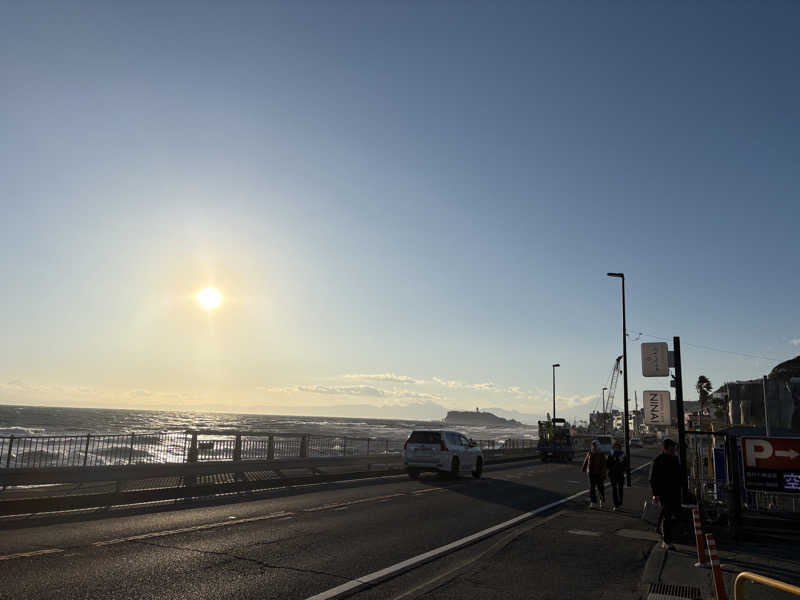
xmin=641 ymin=342 xmax=669 ymax=377
xmin=644 ymin=390 xmax=671 ymax=425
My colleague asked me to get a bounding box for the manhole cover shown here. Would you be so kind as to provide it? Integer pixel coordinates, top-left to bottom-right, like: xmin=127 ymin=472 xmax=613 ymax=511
xmin=647 ymin=583 xmax=702 ymax=600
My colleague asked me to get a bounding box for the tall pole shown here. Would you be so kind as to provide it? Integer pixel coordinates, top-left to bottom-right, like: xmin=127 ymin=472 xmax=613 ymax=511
xmin=552 ymin=363 xmax=560 ymax=424
xmin=608 ymin=272 xmax=631 ymax=487
xmin=602 ymin=387 xmax=607 ymax=433
xmin=673 ymin=336 xmax=688 ymax=501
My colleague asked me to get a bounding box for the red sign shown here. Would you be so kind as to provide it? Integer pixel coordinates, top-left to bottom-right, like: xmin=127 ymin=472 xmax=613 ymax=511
xmin=742 ymin=437 xmax=800 ymax=493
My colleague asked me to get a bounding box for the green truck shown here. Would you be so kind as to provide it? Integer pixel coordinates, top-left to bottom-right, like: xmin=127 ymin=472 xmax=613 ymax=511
xmin=537 ymin=418 xmax=575 ymax=462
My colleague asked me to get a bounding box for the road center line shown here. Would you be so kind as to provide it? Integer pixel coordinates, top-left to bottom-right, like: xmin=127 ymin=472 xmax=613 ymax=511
xmin=0 ymin=548 xmax=65 ymax=561
xmin=93 ymin=510 xmax=294 ymax=546
xmin=301 ymin=493 xmax=406 ymax=513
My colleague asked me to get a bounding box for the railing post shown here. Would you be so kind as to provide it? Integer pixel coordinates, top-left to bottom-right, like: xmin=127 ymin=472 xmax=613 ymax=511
xmin=6 ymin=436 xmax=14 ymax=469
xmin=83 ymin=434 xmax=91 ymax=467
xmin=127 ymin=434 xmax=136 ymax=465
xmin=267 ymin=435 xmax=275 ymax=460
xmin=233 ymin=433 xmax=242 ymax=461
xmin=185 ymin=431 xmax=198 ymax=488
xmin=385 ymin=439 xmax=389 ymax=454
xmin=187 ymin=431 xmax=198 ymax=463
xmin=300 ymin=435 xmax=308 ymax=458
xmin=342 ymin=438 xmax=347 ymax=457
xmin=367 ymin=438 xmax=371 ymax=455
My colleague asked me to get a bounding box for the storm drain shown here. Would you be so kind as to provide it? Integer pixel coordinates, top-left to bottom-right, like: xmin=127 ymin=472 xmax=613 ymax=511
xmin=647 ymin=583 xmax=703 ymax=600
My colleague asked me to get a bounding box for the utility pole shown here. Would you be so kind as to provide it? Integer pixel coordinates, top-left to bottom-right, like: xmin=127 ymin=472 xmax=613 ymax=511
xmin=552 ymin=363 xmax=560 ymax=425
xmin=602 ymin=387 xmax=607 ymax=434
xmin=608 ymin=272 xmax=631 ymax=487
xmin=673 ymin=336 xmax=688 ymax=501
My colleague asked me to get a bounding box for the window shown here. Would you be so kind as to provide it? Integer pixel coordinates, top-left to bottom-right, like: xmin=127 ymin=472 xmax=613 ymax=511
xmin=408 ymin=431 xmax=441 ymax=444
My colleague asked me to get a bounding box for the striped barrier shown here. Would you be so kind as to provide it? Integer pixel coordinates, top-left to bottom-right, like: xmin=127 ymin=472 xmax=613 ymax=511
xmin=692 ymin=507 xmax=709 ymax=568
xmin=705 ymin=533 xmax=728 ymax=600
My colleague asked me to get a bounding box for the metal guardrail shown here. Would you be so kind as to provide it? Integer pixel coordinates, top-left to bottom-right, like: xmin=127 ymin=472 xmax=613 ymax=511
xmin=734 ymin=572 xmax=800 ymax=599
xmin=0 ymin=431 xmax=533 ymax=476
xmin=0 ymin=431 xmax=408 ymax=469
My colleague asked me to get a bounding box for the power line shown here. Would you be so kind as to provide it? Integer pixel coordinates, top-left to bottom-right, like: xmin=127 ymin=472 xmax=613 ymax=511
xmin=627 ymin=330 xmax=781 ymax=362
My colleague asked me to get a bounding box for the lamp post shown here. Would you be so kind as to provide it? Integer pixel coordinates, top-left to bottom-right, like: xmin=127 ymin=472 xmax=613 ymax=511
xmin=552 ymin=363 xmax=560 ymax=425
xmin=602 ymin=386 xmax=608 ymax=434
xmin=607 ymin=272 xmax=631 ymax=487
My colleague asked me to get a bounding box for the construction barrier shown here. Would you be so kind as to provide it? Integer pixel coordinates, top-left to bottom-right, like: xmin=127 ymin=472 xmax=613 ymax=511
xmin=705 ymin=533 xmax=728 ymax=600
xmin=692 ymin=507 xmax=709 ymax=568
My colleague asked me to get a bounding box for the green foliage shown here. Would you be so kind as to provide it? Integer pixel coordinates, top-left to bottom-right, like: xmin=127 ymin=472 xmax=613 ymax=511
xmin=696 ymin=375 xmax=713 ymax=409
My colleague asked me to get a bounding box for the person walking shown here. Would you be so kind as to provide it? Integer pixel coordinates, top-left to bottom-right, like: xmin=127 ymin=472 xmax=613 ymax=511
xmin=581 ymin=440 xmax=607 ymax=508
xmin=650 ymin=438 xmax=682 ymax=549
xmin=608 ymin=441 xmax=626 ymax=510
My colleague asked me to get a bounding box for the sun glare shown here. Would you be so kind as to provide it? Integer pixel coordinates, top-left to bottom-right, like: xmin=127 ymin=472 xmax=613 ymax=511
xmin=197 ymin=287 xmax=222 ymax=310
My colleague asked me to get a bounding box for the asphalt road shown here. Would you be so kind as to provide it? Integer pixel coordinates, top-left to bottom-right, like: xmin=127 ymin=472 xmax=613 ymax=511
xmin=0 ymin=451 xmax=655 ymax=600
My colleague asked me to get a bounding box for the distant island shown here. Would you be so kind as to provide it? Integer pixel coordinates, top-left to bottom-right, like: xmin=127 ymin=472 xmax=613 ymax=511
xmin=444 ymin=409 xmax=523 ymax=427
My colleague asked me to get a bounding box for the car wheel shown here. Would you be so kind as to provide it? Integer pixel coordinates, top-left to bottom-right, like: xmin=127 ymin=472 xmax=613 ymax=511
xmin=472 ymin=458 xmax=483 ymax=479
xmin=407 ymin=468 xmax=420 ymax=480
xmin=450 ymin=457 xmax=460 ymax=479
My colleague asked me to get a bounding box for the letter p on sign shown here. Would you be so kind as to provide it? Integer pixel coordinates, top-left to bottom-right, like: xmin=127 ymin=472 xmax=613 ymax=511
xmin=745 ymin=439 xmax=773 ymax=467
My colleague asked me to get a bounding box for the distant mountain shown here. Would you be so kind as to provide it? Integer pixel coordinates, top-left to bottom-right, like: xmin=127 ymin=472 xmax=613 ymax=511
xmin=444 ymin=410 xmax=524 ymax=427
xmin=483 ymin=407 xmax=540 ymax=426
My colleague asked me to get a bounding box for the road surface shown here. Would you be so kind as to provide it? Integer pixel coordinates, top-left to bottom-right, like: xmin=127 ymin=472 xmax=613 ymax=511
xmin=0 ymin=451 xmax=654 ymax=599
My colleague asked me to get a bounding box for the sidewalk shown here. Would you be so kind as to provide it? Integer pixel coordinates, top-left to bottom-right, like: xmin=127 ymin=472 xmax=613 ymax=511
xmin=417 ymin=477 xmax=661 ymax=599
xmin=650 ymin=522 xmax=800 ymax=600
xmin=405 ymin=475 xmax=800 ymax=600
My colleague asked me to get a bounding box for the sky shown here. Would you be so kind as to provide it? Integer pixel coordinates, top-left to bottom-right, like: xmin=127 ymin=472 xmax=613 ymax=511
xmin=1 ymin=1 xmax=799 ymax=423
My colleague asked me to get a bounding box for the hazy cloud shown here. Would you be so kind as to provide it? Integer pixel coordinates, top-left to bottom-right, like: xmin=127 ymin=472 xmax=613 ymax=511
xmin=790 ymin=338 xmax=800 ymax=347
xmin=264 ymin=385 xmax=386 ymax=398
xmin=342 ymin=373 xmax=419 ymax=384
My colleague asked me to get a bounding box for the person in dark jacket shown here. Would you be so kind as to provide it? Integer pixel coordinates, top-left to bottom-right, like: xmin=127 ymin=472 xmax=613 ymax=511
xmin=608 ymin=442 xmax=626 ymax=510
xmin=582 ymin=440 xmax=608 ymax=508
xmin=649 ymin=438 xmax=682 ymax=548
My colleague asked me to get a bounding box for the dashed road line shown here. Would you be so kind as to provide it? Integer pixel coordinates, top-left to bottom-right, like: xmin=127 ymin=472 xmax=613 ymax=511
xmin=302 ymin=493 xmax=406 ymax=513
xmin=0 ymin=548 xmax=64 ymax=561
xmin=93 ymin=510 xmax=293 ymax=546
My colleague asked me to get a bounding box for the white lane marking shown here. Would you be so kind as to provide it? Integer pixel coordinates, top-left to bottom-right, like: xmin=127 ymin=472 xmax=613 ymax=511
xmin=0 ymin=548 xmax=64 ymax=561
xmin=305 ymin=461 xmax=652 ymax=600
xmin=334 ymin=507 xmax=350 ymax=511
xmin=566 ymin=529 xmax=601 ymax=537
xmin=93 ymin=510 xmax=293 ymax=546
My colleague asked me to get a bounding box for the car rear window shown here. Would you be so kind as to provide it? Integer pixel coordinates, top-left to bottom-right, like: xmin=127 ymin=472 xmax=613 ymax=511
xmin=598 ymin=436 xmax=612 ymax=444
xmin=408 ymin=431 xmax=441 ymax=444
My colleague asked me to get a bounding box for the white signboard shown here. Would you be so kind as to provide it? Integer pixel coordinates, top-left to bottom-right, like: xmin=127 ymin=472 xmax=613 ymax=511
xmin=644 ymin=390 xmax=671 ymax=425
xmin=642 ymin=342 xmax=669 ymax=377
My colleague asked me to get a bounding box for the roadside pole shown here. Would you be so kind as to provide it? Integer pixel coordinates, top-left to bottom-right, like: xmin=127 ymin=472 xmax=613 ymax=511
xmin=673 ymin=336 xmax=688 ymax=502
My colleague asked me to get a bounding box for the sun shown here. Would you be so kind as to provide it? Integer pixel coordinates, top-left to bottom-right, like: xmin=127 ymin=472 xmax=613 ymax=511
xmin=197 ymin=287 xmax=222 ymax=310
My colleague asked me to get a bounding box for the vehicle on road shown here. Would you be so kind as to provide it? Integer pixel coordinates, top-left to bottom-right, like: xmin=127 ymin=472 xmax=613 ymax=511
xmin=403 ymin=430 xmax=483 ymax=479
xmin=537 ymin=418 xmax=574 ymax=462
xmin=630 ymin=437 xmax=643 ymax=448
xmin=595 ymin=435 xmax=614 ymax=455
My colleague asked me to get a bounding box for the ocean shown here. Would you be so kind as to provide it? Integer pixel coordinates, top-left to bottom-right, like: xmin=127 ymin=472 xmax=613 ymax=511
xmin=0 ymin=404 xmax=535 ymax=444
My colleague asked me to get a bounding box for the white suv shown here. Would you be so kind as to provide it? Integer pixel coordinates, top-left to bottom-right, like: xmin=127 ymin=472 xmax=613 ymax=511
xmin=403 ymin=430 xmax=483 ymax=479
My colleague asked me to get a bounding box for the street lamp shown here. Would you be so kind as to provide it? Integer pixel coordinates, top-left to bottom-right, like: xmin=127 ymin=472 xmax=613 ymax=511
xmin=602 ymin=387 xmax=608 ymax=434
xmin=552 ymin=363 xmax=560 ymax=425
xmin=607 ymin=272 xmax=631 ymax=487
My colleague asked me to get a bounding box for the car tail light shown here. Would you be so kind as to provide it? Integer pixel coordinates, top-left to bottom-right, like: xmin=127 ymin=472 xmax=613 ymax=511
xmin=403 ymin=439 xmax=408 ymax=450
xmin=440 ymin=439 xmax=447 ymax=451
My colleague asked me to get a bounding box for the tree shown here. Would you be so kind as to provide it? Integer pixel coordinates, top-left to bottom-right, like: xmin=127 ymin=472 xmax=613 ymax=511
xmin=696 ymin=375 xmax=713 ymax=411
